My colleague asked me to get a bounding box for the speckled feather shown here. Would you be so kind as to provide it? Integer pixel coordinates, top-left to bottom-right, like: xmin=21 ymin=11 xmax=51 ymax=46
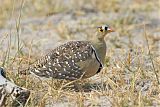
xmin=25 ymin=41 xmax=102 ymax=80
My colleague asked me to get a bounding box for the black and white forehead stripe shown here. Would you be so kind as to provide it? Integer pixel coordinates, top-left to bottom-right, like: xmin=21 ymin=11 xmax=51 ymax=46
xmin=102 ymin=25 xmax=109 ymax=31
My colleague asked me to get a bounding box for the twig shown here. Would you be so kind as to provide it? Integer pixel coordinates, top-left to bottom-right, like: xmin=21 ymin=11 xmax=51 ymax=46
xmin=16 ymin=0 xmax=25 ymax=73
xmin=143 ymin=24 xmax=160 ymax=85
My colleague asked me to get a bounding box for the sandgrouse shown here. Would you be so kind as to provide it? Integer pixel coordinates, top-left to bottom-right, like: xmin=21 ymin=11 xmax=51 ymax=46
xmin=20 ymin=24 xmax=114 ymax=80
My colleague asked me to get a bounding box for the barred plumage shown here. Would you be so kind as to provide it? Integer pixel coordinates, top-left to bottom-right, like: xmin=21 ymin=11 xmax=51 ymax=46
xmin=20 ymin=24 xmax=114 ymax=80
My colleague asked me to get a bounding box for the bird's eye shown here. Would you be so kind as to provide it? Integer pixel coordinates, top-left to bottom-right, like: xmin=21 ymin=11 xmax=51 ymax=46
xmin=99 ymin=29 xmax=103 ymax=32
xmin=98 ymin=27 xmax=103 ymax=32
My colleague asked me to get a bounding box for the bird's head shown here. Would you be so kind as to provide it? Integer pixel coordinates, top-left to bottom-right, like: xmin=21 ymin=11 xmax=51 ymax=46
xmin=96 ymin=24 xmax=114 ymax=39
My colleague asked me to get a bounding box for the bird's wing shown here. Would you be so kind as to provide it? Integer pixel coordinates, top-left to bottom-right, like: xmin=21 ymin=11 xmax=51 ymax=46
xmin=24 ymin=41 xmax=102 ymax=80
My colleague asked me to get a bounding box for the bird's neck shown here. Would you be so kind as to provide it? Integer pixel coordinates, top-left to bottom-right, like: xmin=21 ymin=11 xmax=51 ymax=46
xmin=90 ymin=35 xmax=107 ymax=64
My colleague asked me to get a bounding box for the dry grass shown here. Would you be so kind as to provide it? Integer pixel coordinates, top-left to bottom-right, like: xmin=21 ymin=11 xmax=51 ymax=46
xmin=0 ymin=0 xmax=160 ymax=107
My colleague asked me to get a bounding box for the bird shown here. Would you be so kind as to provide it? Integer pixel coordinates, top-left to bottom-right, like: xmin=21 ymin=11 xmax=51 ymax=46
xmin=0 ymin=67 xmax=30 ymax=107
xmin=20 ymin=24 xmax=114 ymax=80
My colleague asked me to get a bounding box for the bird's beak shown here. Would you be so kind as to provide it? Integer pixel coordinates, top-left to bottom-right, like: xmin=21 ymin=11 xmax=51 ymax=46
xmin=108 ymin=27 xmax=115 ymax=32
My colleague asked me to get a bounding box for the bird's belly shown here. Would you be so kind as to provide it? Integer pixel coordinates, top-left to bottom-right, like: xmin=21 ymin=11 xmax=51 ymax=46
xmin=82 ymin=59 xmax=100 ymax=79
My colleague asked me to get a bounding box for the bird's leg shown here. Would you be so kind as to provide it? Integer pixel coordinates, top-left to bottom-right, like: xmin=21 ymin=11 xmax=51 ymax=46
xmin=73 ymin=81 xmax=83 ymax=92
xmin=72 ymin=72 xmax=87 ymax=92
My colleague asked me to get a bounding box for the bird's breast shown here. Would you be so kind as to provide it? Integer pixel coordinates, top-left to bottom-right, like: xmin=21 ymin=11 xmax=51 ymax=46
xmin=82 ymin=58 xmax=100 ymax=79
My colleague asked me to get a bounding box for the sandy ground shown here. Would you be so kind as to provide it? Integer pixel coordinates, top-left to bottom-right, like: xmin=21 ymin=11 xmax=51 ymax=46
xmin=0 ymin=0 xmax=160 ymax=106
